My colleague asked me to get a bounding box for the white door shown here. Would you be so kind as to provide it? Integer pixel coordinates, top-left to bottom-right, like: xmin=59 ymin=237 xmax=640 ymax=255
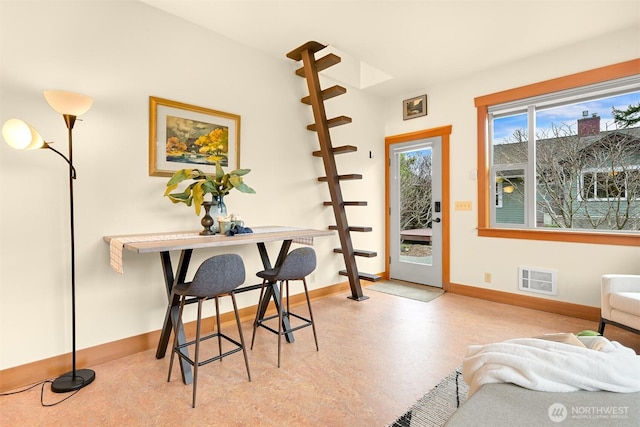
xmin=389 ymin=137 xmax=443 ymax=287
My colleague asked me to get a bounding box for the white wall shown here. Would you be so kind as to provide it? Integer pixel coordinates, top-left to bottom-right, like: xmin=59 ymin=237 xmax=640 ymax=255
xmin=0 ymin=0 xmax=385 ymax=369
xmin=1 ymin=1 xmax=638 ymax=372
xmin=385 ymin=25 xmax=640 ymax=307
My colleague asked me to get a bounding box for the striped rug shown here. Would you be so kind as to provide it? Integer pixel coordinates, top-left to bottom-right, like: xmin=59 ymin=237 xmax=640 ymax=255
xmin=390 ymin=367 xmax=468 ymax=427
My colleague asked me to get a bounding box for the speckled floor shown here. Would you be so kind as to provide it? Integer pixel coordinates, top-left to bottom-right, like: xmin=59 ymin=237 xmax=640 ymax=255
xmin=2 ymin=289 xmax=638 ymax=426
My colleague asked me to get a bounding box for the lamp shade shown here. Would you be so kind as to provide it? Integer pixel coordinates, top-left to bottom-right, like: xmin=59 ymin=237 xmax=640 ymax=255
xmin=44 ymin=90 xmax=93 ymax=116
xmin=2 ymin=119 xmax=46 ymax=150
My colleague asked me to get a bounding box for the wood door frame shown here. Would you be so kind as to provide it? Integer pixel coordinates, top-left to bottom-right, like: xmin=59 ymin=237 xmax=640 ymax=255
xmin=385 ymin=125 xmax=452 ymax=291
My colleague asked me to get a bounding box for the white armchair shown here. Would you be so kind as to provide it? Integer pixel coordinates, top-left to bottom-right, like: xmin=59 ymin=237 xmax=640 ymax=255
xmin=599 ymin=274 xmax=640 ymax=335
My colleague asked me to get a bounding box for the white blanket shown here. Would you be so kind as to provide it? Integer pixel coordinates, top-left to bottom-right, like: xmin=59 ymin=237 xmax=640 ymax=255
xmin=463 ymin=337 xmax=640 ymax=397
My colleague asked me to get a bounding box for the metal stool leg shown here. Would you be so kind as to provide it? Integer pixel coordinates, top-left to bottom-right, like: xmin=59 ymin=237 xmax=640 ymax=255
xmin=192 ymin=298 xmax=204 ymax=408
xmin=215 ymin=296 xmax=222 ymax=362
xmin=232 ymin=293 xmax=252 ymax=381
xmin=302 ymin=278 xmax=319 ymax=351
xmin=278 ymin=280 xmax=284 ymax=368
xmin=286 ymin=280 xmax=290 ymax=319
xmin=251 ymin=280 xmax=267 ymax=349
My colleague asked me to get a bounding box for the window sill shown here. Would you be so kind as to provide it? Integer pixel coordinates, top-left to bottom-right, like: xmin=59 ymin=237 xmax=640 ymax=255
xmin=477 ymin=227 xmax=639 ymax=247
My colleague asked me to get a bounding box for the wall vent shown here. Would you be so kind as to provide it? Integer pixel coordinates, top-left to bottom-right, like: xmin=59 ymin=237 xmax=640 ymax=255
xmin=518 ymin=266 xmax=557 ymax=295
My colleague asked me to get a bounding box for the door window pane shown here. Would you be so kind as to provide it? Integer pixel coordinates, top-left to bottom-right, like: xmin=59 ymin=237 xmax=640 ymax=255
xmin=399 ymin=148 xmax=432 ymax=266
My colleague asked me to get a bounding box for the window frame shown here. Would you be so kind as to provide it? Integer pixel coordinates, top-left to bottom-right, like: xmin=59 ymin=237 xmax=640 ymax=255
xmin=475 ymin=59 xmax=640 ymax=247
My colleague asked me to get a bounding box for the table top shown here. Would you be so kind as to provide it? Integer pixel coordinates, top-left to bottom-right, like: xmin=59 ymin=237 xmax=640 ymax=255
xmin=104 ymin=226 xmax=335 ymax=254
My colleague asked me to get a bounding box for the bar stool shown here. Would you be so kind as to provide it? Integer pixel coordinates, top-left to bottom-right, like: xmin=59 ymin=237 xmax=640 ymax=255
xmin=167 ymin=254 xmax=251 ymax=408
xmin=251 ymin=246 xmax=318 ymax=367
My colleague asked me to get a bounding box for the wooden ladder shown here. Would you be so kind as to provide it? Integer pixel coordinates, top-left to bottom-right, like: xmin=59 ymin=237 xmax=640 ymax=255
xmin=287 ymin=41 xmax=381 ymax=301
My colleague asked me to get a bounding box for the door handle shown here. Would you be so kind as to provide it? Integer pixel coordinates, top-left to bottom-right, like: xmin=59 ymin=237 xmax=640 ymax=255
xmin=432 ymin=218 xmax=441 ymax=223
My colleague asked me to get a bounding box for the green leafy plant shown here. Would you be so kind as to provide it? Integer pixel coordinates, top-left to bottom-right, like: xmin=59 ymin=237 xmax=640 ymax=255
xmin=164 ymin=163 xmax=255 ymax=215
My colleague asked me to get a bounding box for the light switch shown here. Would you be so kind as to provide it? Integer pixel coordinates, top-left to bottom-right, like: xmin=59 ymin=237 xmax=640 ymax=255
xmin=455 ymin=201 xmax=472 ymax=211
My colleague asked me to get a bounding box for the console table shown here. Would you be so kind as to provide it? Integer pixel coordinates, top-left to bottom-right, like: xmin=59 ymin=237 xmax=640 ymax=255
xmin=104 ymin=226 xmax=334 ymax=384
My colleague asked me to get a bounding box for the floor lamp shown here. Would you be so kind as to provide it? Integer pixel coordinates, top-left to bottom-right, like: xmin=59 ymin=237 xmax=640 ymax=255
xmin=1 ymin=90 xmax=96 ymax=393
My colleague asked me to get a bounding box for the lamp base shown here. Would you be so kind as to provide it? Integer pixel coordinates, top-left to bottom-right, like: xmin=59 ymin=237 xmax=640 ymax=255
xmin=51 ymin=368 xmax=96 ymax=393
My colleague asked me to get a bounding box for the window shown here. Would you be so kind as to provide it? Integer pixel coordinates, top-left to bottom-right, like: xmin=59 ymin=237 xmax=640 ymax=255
xmin=493 ymin=167 xmax=525 ymax=226
xmin=476 ymin=60 xmax=640 ymax=246
xmin=489 ymin=81 xmax=640 ymax=231
xmin=581 ymin=168 xmax=640 ymax=201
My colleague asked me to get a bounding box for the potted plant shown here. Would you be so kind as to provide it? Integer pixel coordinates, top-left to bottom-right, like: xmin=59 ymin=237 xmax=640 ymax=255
xmin=164 ymin=164 xmax=255 ymax=234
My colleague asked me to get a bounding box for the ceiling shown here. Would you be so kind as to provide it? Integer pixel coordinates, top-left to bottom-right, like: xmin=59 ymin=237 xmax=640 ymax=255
xmin=141 ymin=0 xmax=640 ymax=99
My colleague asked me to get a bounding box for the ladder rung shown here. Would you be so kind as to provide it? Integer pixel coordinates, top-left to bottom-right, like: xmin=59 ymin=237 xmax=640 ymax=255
xmin=333 ymin=248 xmax=377 ymax=258
xmin=286 ymin=41 xmax=327 ymax=61
xmin=339 ymin=270 xmax=382 ymax=282
xmin=323 ymin=201 xmax=367 ymax=206
xmin=307 ymin=116 xmax=352 ymax=131
xmin=295 ymin=53 xmax=341 ymax=77
xmin=328 ymin=225 xmax=372 ymax=232
xmin=318 ymin=174 xmax=362 ymax=182
xmin=301 ymin=85 xmax=347 ymax=105
xmin=313 ymin=145 xmax=357 ymax=157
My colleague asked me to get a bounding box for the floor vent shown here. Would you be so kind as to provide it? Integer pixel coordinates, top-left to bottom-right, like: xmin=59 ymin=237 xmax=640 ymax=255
xmin=518 ymin=266 xmax=557 ymax=295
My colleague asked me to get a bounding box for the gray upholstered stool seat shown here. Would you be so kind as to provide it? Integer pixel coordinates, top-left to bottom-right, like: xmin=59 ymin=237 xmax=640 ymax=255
xmin=251 ymin=246 xmax=318 ymax=367
xmin=167 ymin=254 xmax=251 ymax=408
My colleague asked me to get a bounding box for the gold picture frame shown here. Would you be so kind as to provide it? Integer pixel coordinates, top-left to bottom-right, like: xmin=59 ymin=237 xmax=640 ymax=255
xmin=149 ymin=96 xmax=241 ymax=177
xmin=403 ymin=94 xmax=427 ymax=120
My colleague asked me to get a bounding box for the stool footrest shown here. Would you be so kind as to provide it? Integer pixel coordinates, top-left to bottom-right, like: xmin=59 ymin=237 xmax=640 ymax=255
xmin=174 ymin=332 xmax=244 ymax=367
xmin=233 ymin=283 xmax=264 ymax=294
xmin=255 ymin=312 xmax=314 ymax=336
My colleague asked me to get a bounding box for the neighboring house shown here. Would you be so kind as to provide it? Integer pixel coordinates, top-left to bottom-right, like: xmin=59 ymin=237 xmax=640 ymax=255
xmin=493 ymin=114 xmax=640 ymax=231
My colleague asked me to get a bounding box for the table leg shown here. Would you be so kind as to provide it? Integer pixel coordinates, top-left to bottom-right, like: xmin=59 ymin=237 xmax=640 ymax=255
xmin=256 ymin=241 xmax=295 ymax=343
xmin=157 ymin=250 xmax=193 ymax=384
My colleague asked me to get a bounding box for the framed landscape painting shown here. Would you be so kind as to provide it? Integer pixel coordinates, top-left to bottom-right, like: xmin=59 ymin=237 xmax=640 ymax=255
xmin=403 ymin=94 xmax=427 ymax=120
xmin=149 ymin=96 xmax=241 ymax=177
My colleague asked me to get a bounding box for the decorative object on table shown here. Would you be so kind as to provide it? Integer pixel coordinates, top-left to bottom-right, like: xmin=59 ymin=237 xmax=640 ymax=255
xmin=200 ymin=201 xmax=217 ymax=235
xmin=164 ymin=164 xmax=255 ymax=235
xmin=200 ymin=196 xmax=229 ymax=236
xmin=218 ymin=213 xmax=244 ymax=234
xmin=149 ymin=96 xmax=241 ymax=177
xmin=1 ymin=90 xmax=96 ymax=393
xmin=402 ymin=94 xmax=427 ymax=120
xmin=226 ymin=224 xmax=253 ymax=236
xmin=218 ymin=217 xmax=232 ymax=234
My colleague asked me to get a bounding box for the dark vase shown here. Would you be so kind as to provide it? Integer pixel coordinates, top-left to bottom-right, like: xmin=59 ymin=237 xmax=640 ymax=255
xmin=200 ymin=201 xmax=216 ymax=236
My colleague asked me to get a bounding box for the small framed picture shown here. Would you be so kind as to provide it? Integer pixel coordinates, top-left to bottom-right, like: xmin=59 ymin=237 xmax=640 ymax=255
xmin=403 ymin=95 xmax=427 ymax=120
xmin=149 ymin=96 xmax=241 ymax=177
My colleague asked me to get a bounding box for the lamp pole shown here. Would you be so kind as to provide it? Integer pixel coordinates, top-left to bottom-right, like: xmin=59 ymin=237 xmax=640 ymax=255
xmin=50 ymin=113 xmax=96 ymax=393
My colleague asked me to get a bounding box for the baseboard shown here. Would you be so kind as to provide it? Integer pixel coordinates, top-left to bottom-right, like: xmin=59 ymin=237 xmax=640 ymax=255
xmin=447 ymin=282 xmax=600 ymax=322
xmin=0 ymin=280 xmax=351 ymax=393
